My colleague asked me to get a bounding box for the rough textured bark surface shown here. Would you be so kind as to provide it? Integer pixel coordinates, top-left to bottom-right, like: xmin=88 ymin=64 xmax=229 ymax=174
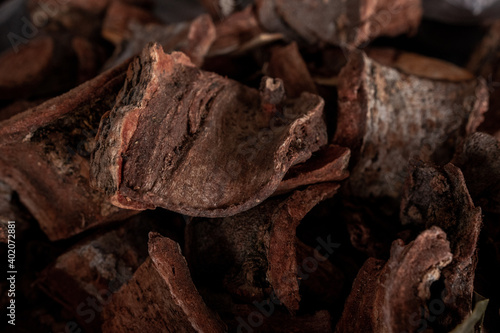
xmin=400 ymin=161 xmax=482 ymax=330
xmin=104 ymin=14 xmax=216 ymax=69
xmin=255 ymin=0 xmax=422 ymax=47
xmin=336 ymin=227 xmax=453 ymax=333
xmin=91 ymin=44 xmax=328 ymax=217
xmin=0 ymin=61 xmax=135 ymax=240
xmin=185 ymin=183 xmax=340 ymax=313
xmin=334 ymin=50 xmax=488 ymax=200
xmin=453 ymin=132 xmax=500 ymax=213
xmin=102 ymin=233 xmax=227 ymax=333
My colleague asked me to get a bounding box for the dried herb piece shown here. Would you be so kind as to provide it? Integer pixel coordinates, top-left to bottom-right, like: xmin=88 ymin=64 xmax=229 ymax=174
xmin=255 ymin=0 xmax=422 ymax=47
xmin=104 ymin=14 xmax=216 ymax=69
xmin=37 ymin=211 xmax=181 ymax=331
xmin=266 ymin=42 xmax=317 ymax=99
xmin=102 ymin=233 xmax=227 ymax=333
xmin=185 ymin=183 xmax=340 ymax=313
xmin=336 ymin=226 xmax=453 ymax=333
xmin=275 ymin=144 xmax=350 ymax=195
xmin=452 ymin=132 xmax=500 ymax=213
xmin=400 ymin=160 xmax=483 ymax=330
xmin=91 ymin=44 xmax=328 ymax=217
xmin=468 ymin=21 xmax=500 ymax=137
xmin=0 ymin=61 xmax=135 ymax=240
xmin=334 ymin=50 xmax=488 ymax=200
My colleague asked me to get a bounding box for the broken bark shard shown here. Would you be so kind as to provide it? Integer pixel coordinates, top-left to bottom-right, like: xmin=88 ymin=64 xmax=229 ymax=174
xmin=102 ymin=233 xmax=226 ymax=333
xmin=185 ymin=183 xmax=340 ymax=313
xmin=91 ymin=43 xmax=328 ymax=217
xmin=334 ymin=49 xmax=488 ymax=200
xmin=400 ymin=160 xmax=483 ymax=330
xmin=336 ymin=227 xmax=453 ymax=333
xmin=0 ymin=61 xmax=135 ymax=240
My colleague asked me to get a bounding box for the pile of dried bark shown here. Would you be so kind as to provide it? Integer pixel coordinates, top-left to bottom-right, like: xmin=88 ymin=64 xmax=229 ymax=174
xmin=1 ymin=0 xmax=499 ymax=332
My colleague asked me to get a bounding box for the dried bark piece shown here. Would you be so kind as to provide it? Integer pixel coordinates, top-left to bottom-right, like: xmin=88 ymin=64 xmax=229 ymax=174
xmin=102 ymin=0 xmax=160 ymax=45
xmin=334 ymin=50 xmax=488 ymax=200
xmin=102 ymin=233 xmax=226 ymax=333
xmin=275 ymin=144 xmax=350 ymax=195
xmin=207 ymin=6 xmax=282 ymax=57
xmin=400 ymin=161 xmax=483 ymax=330
xmin=468 ymin=21 xmax=500 ymax=138
xmin=453 ymin=132 xmax=500 ymax=213
xmin=37 ymin=211 xmax=181 ymax=331
xmin=91 ymin=44 xmax=328 ymax=217
xmin=336 ymin=227 xmax=453 ymax=333
xmin=255 ymin=0 xmax=422 ymax=48
xmin=266 ymin=42 xmax=318 ymax=99
xmin=104 ymin=14 xmax=216 ymax=69
xmin=185 ymin=183 xmax=340 ymax=313
xmin=0 ymin=60 xmax=135 ymax=240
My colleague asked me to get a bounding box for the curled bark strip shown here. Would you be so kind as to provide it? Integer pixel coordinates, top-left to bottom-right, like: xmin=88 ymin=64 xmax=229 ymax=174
xmin=275 ymin=144 xmax=350 ymax=195
xmin=401 ymin=160 xmax=483 ymax=330
xmin=334 ymin=50 xmax=488 ymax=200
xmin=0 ymin=61 xmax=135 ymax=240
xmin=185 ymin=183 xmax=340 ymax=313
xmin=102 ymin=233 xmax=227 ymax=333
xmin=336 ymin=227 xmax=453 ymax=333
xmin=91 ymin=44 xmax=328 ymax=217
xmin=255 ymin=0 xmax=422 ymax=47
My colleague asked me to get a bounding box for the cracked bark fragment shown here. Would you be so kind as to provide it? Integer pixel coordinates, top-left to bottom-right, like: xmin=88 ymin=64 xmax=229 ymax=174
xmin=275 ymin=144 xmax=350 ymax=195
xmin=336 ymin=227 xmax=453 ymax=333
xmin=453 ymin=132 xmax=500 ymax=213
xmin=37 ymin=212 xmax=178 ymax=331
xmin=255 ymin=0 xmax=422 ymax=48
xmin=91 ymin=44 xmax=328 ymax=217
xmin=104 ymin=14 xmax=216 ymax=69
xmin=334 ymin=50 xmax=488 ymax=200
xmin=102 ymin=233 xmax=227 ymax=333
xmin=0 ymin=61 xmax=135 ymax=240
xmin=185 ymin=183 xmax=340 ymax=313
xmin=400 ymin=160 xmax=483 ymax=330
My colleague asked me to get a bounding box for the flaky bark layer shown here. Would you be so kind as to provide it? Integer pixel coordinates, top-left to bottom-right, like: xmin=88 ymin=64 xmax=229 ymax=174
xmin=334 ymin=50 xmax=488 ymax=200
xmin=91 ymin=44 xmax=328 ymax=217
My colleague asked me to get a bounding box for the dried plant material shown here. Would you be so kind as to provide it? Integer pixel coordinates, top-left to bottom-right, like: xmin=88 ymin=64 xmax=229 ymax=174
xmin=336 ymin=227 xmax=453 ymax=333
xmin=255 ymin=0 xmax=422 ymax=48
xmin=199 ymin=0 xmax=240 ymax=21
xmin=104 ymin=14 xmax=216 ymax=69
xmin=275 ymin=144 xmax=350 ymax=195
xmin=37 ymin=213 xmax=173 ymax=331
xmin=185 ymin=183 xmax=340 ymax=313
xmin=334 ymin=50 xmax=488 ymax=200
xmin=450 ymin=293 xmax=489 ymax=333
xmin=400 ymin=161 xmax=483 ymax=330
xmin=207 ymin=6 xmax=266 ymax=57
xmin=91 ymin=44 xmax=328 ymax=217
xmin=266 ymin=42 xmax=318 ymax=98
xmin=468 ymin=21 xmax=500 ymax=137
xmin=452 ymin=132 xmax=500 ymax=213
xmin=102 ymin=233 xmax=227 ymax=333
xmin=102 ymin=0 xmax=160 ymax=45
xmin=0 ymin=61 xmax=135 ymax=240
